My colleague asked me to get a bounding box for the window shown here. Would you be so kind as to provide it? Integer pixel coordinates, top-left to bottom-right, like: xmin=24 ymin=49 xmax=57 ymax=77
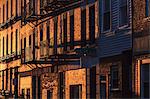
xmin=0 ymin=7 xmax=1 ymax=24
xmin=40 ymin=0 xmax=44 ymax=14
xmin=10 ymin=68 xmax=12 ymax=95
xmin=16 ymin=0 xmax=18 ymax=16
xmin=6 ymin=69 xmax=8 ymax=90
xmin=89 ymin=5 xmax=95 ymax=44
xmin=145 ymin=0 xmax=150 ymax=17
xmin=2 ymin=70 xmax=4 ymax=90
xmin=40 ymin=28 xmax=43 ymax=41
xmin=24 ymin=38 xmax=26 ymax=49
xmin=81 ymin=8 xmax=86 ymax=47
xmin=47 ymin=25 xmax=50 ymax=43
xmin=11 ymin=0 xmax=13 ymax=16
xmin=3 ymin=37 xmax=4 ymax=56
xmin=16 ymin=29 xmax=18 ymax=55
xmin=70 ymin=85 xmax=82 ymax=99
xmin=110 ymin=65 xmax=119 ymax=89
xmin=21 ymin=89 xmax=25 ymax=98
xmin=11 ymin=32 xmax=13 ymax=53
xmin=70 ymin=11 xmax=74 ymax=49
xmin=119 ymin=0 xmax=128 ymax=26
xmin=6 ymin=0 xmax=8 ymax=20
xmin=54 ymin=17 xmax=58 ymax=54
xmin=3 ymin=4 xmax=5 ymax=23
xmin=0 ymin=39 xmax=2 ymax=57
xmin=47 ymin=90 xmax=53 ymax=99
xmin=103 ymin=0 xmax=111 ymax=31
xmin=63 ymin=14 xmax=67 ymax=51
xmin=29 ymin=35 xmax=31 ymax=46
xmin=6 ymin=34 xmax=8 ymax=55
xmin=27 ymin=88 xmax=30 ymax=99
xmin=59 ymin=72 xmax=64 ymax=99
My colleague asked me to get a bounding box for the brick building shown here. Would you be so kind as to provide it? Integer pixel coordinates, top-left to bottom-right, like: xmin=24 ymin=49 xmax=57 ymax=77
xmin=0 ymin=0 xmax=149 ymax=99
xmin=0 ymin=0 xmax=99 ymax=98
xmin=132 ymin=0 xmax=150 ymax=98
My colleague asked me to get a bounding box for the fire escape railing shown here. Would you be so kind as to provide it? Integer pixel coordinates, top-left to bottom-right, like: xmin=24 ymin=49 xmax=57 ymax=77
xmin=0 ymin=51 xmax=21 ymax=63
xmin=0 ymin=15 xmax=22 ymax=31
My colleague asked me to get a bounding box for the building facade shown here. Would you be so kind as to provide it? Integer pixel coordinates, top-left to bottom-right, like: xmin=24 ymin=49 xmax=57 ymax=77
xmin=133 ymin=0 xmax=150 ymax=98
xmin=96 ymin=0 xmax=133 ymax=98
xmin=0 ymin=0 xmax=99 ymax=98
xmin=0 ymin=0 xmax=149 ymax=99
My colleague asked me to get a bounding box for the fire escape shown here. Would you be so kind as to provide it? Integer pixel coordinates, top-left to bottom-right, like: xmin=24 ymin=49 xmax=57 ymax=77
xmin=21 ymin=0 xmax=97 ymax=68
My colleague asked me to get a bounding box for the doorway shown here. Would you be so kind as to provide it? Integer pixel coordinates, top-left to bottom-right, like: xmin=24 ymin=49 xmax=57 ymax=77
xmin=141 ymin=63 xmax=150 ymax=98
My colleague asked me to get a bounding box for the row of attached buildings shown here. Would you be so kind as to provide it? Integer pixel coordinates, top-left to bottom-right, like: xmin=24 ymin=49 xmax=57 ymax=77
xmin=0 ymin=0 xmax=149 ymax=99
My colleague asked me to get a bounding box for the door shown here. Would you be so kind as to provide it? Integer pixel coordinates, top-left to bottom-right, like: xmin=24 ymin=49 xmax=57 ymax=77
xmin=47 ymin=90 xmax=53 ymax=99
xmin=141 ymin=63 xmax=150 ymax=98
xmin=70 ymin=84 xmax=82 ymax=99
xmin=100 ymin=75 xmax=107 ymax=99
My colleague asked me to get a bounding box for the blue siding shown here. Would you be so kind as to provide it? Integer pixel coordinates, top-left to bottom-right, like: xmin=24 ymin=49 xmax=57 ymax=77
xmin=98 ymin=0 xmax=132 ymax=58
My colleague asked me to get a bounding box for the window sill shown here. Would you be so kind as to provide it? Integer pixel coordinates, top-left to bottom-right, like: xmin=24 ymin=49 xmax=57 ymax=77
xmin=110 ymin=88 xmax=120 ymax=91
xmin=118 ymin=24 xmax=129 ymax=30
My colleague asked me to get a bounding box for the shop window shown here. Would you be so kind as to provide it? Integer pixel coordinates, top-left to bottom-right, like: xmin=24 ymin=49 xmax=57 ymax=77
xmin=102 ymin=0 xmax=111 ymax=31
xmin=47 ymin=90 xmax=53 ymax=99
xmin=110 ymin=65 xmax=119 ymax=89
xmin=145 ymin=0 xmax=150 ymax=17
xmin=70 ymin=84 xmax=82 ymax=99
xmin=89 ymin=5 xmax=95 ymax=44
xmin=119 ymin=0 xmax=128 ymax=26
xmin=27 ymin=88 xmax=30 ymax=99
xmin=81 ymin=8 xmax=86 ymax=47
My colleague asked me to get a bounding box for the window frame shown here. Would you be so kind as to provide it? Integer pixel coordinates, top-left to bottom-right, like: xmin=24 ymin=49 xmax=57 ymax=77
xmin=110 ymin=65 xmax=119 ymax=90
xmin=101 ymin=0 xmax=112 ymax=32
xmin=145 ymin=0 xmax=150 ymax=17
xmin=119 ymin=0 xmax=128 ymax=27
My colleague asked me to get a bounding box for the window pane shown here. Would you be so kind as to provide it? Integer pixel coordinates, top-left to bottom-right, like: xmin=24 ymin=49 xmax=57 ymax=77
xmin=119 ymin=0 xmax=128 ymax=26
xmin=145 ymin=0 xmax=150 ymax=17
xmin=103 ymin=12 xmax=110 ymax=31
xmin=104 ymin=0 xmax=110 ymax=12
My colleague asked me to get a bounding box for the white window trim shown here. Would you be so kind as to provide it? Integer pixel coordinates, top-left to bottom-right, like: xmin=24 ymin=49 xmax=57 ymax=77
xmin=101 ymin=0 xmax=112 ymax=33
